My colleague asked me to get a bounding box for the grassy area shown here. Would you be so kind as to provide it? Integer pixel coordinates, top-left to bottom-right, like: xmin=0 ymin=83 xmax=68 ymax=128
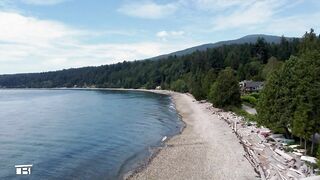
xmin=241 ymin=95 xmax=257 ymax=106
xmin=240 ymin=92 xmax=260 ymax=107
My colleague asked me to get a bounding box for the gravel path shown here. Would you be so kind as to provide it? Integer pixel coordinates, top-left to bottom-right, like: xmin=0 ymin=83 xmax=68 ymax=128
xmin=128 ymin=92 xmax=258 ymax=180
xmin=242 ymin=104 xmax=257 ymax=115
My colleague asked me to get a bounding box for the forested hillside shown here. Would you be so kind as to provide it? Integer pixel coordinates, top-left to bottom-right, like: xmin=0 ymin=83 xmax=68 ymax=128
xmin=0 ymin=34 xmax=301 ymax=100
xmin=150 ymin=34 xmax=293 ymax=60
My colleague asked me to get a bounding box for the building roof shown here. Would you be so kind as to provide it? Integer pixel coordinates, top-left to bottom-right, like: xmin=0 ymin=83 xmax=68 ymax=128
xmin=242 ymin=80 xmax=263 ymax=88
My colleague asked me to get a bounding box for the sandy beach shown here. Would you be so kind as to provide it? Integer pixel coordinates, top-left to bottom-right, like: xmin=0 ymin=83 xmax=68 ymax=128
xmin=128 ymin=91 xmax=258 ymax=180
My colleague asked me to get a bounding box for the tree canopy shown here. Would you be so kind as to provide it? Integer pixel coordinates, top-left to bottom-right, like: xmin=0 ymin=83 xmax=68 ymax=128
xmin=208 ymin=67 xmax=241 ymax=108
xmin=257 ymin=29 xmax=320 ymax=154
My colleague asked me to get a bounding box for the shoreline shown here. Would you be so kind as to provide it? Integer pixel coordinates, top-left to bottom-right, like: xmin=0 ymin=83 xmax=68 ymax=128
xmin=2 ymin=88 xmax=259 ymax=179
xmin=121 ymin=90 xmax=186 ymax=180
xmin=127 ymin=90 xmax=258 ymax=180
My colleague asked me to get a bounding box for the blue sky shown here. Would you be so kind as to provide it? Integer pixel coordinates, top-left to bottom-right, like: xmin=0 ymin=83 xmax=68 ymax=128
xmin=0 ymin=0 xmax=320 ymax=74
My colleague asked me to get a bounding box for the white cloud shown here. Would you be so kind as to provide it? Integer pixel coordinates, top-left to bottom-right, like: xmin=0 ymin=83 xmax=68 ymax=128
xmin=0 ymin=11 xmax=195 ymax=74
xmin=264 ymin=13 xmax=320 ymax=37
xmin=156 ymin=30 xmax=185 ymax=40
xmin=212 ymin=0 xmax=287 ymax=30
xmin=0 ymin=40 xmax=197 ymax=73
xmin=191 ymin=0 xmax=252 ymax=11
xmin=0 ymin=11 xmax=78 ymax=46
xmin=1 ymin=0 xmax=317 ymax=74
xmin=117 ymin=1 xmax=177 ymax=19
xmin=20 ymin=0 xmax=68 ymax=5
xmin=207 ymin=0 xmax=317 ymax=36
xmin=156 ymin=31 xmax=169 ymax=38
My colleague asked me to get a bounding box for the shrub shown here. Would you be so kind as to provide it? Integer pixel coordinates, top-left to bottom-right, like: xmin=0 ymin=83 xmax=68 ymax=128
xmin=241 ymin=95 xmax=257 ymax=105
xmin=250 ymin=92 xmax=260 ymax=99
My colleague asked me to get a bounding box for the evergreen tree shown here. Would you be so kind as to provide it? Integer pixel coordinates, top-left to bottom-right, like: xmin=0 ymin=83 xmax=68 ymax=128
xmin=244 ymin=59 xmax=264 ymax=80
xmin=258 ymin=49 xmax=320 ymax=153
xmin=170 ymin=79 xmax=188 ymax=93
xmin=299 ymin=28 xmax=319 ymax=54
xmin=225 ymin=50 xmax=240 ymax=69
xmin=257 ymin=57 xmax=297 ymax=136
xmin=208 ymin=67 xmax=241 ymax=108
xmin=292 ymin=51 xmax=320 ymax=154
xmin=261 ymin=57 xmax=283 ymax=79
xmin=254 ymin=37 xmax=269 ymax=63
xmin=188 ymin=71 xmax=206 ymax=100
xmin=278 ymin=36 xmax=291 ymax=60
xmin=202 ymin=69 xmax=217 ymax=98
xmin=237 ymin=64 xmax=246 ymax=80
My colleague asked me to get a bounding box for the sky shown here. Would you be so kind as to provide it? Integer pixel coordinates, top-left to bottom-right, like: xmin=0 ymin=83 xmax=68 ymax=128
xmin=0 ymin=0 xmax=319 ymax=74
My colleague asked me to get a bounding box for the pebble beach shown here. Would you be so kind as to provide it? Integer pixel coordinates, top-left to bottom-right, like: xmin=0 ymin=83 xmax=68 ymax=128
xmin=128 ymin=91 xmax=258 ymax=180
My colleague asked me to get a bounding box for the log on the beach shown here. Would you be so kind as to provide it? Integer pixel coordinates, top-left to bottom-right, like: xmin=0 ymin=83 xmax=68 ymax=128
xmin=244 ymin=154 xmax=257 ymax=168
xmin=289 ymin=168 xmax=305 ymax=177
xmin=258 ymin=165 xmax=267 ymax=180
xmin=272 ymin=154 xmax=288 ymax=166
xmin=275 ymin=149 xmax=294 ymax=161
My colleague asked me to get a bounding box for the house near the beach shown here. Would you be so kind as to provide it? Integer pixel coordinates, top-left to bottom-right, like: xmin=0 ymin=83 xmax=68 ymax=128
xmin=239 ymin=80 xmax=264 ymax=93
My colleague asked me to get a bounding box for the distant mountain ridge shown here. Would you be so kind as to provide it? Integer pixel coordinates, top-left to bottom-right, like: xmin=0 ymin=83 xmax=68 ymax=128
xmin=150 ymin=34 xmax=295 ymax=60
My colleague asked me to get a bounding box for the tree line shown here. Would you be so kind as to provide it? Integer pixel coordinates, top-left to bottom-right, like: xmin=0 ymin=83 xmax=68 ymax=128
xmin=0 ymin=35 xmax=300 ymax=101
xmin=257 ymin=29 xmax=320 ymax=156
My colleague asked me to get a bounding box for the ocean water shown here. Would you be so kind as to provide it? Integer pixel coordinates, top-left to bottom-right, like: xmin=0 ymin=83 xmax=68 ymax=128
xmin=0 ymin=89 xmax=183 ymax=179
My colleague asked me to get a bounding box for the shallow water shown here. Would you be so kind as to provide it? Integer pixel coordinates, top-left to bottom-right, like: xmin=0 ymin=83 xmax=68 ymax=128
xmin=0 ymin=89 xmax=182 ymax=179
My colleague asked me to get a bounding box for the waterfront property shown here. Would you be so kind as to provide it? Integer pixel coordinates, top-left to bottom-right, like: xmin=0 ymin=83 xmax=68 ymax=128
xmin=239 ymin=80 xmax=264 ymax=93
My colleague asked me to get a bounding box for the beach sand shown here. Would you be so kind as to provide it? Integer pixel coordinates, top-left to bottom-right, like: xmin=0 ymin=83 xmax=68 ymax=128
xmin=128 ymin=91 xmax=258 ymax=180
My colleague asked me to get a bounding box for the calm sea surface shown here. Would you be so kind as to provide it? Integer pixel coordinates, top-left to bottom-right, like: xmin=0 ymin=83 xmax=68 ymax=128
xmin=0 ymin=89 xmax=183 ymax=179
